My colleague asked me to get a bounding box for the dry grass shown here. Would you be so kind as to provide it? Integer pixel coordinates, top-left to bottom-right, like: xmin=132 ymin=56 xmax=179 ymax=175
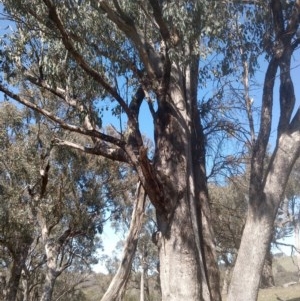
xmin=258 ymin=283 xmax=300 ymax=301
xmin=222 ymin=283 xmax=300 ymax=301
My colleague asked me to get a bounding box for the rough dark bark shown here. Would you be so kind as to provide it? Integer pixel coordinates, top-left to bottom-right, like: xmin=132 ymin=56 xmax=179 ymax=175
xmin=152 ymin=65 xmax=220 ymax=300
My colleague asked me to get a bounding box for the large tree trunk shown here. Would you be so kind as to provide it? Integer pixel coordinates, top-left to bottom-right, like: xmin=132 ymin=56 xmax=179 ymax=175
xmin=101 ymin=184 xmax=146 ymax=301
xmin=156 ymin=202 xmax=209 ymax=301
xmin=150 ymin=59 xmax=221 ymax=300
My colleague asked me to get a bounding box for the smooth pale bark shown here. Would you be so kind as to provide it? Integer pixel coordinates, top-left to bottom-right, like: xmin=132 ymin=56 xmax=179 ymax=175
xmin=21 ymin=277 xmax=30 ymax=301
xmin=39 ymin=229 xmax=60 ymax=301
xmin=37 ymin=209 xmax=70 ymax=301
xmin=221 ymin=267 xmax=231 ymax=295
xmin=157 ymin=202 xmax=209 ymax=301
xmin=228 ymin=131 xmax=300 ymax=301
xmin=101 ymin=183 xmax=146 ymax=301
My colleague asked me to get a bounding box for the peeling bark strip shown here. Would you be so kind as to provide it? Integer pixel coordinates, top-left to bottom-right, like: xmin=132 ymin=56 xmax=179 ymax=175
xmin=101 ymin=183 xmax=146 ymax=301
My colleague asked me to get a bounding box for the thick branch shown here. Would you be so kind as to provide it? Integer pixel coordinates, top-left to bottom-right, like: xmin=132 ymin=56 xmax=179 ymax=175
xmin=40 ymin=149 xmax=51 ymax=198
xmin=52 ymin=138 xmax=128 ymax=163
xmin=250 ymin=57 xmax=278 ymax=194
xmin=271 ymin=0 xmax=285 ymax=38
xmin=278 ymin=49 xmax=295 ymax=134
xmin=25 ymin=72 xmax=99 ymax=131
xmin=285 ymin=0 xmax=300 ymax=38
xmin=0 ymin=84 xmax=125 ymax=147
xmin=129 ymin=86 xmax=145 ymax=115
xmin=148 ymin=0 xmax=170 ymax=42
xmin=276 ymin=0 xmax=300 ymax=133
xmin=290 ymin=107 xmax=300 ymax=132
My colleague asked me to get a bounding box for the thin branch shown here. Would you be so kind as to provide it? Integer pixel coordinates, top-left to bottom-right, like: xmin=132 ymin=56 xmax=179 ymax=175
xmin=25 ymin=72 xmax=99 ymax=132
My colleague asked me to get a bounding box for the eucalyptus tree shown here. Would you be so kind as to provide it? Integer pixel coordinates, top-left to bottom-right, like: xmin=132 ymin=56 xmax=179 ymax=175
xmin=0 ymin=102 xmax=107 ymax=301
xmin=0 ymin=102 xmax=37 ymax=301
xmin=30 ymin=146 xmax=103 ymax=301
xmin=0 ymin=1 xmax=227 ymax=300
xmin=1 ymin=1 xmax=300 ymax=301
xmin=197 ymin=0 xmax=300 ymax=299
xmin=225 ymin=1 xmax=300 ymax=300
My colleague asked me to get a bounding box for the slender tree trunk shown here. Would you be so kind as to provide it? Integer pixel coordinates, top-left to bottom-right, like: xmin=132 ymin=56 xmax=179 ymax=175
xmin=228 ymin=131 xmax=300 ymax=301
xmin=40 ymin=267 xmax=57 ymax=301
xmin=36 ymin=211 xmax=67 ymax=301
xmin=101 ymin=183 xmax=146 ymax=301
xmin=227 ymin=205 xmax=273 ymax=301
xmin=140 ymin=244 xmax=148 ymax=301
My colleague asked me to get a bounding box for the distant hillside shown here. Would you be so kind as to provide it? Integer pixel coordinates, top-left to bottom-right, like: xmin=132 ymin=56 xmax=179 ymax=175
xmin=80 ymin=255 xmax=300 ymax=301
xmin=273 ymin=255 xmax=299 ymax=286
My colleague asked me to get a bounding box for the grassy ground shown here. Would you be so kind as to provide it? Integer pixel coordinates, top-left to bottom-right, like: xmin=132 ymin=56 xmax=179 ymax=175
xmin=258 ymin=283 xmax=300 ymax=301
xmin=83 ymin=255 xmax=300 ymax=301
xmin=221 ymin=283 xmax=300 ymax=301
